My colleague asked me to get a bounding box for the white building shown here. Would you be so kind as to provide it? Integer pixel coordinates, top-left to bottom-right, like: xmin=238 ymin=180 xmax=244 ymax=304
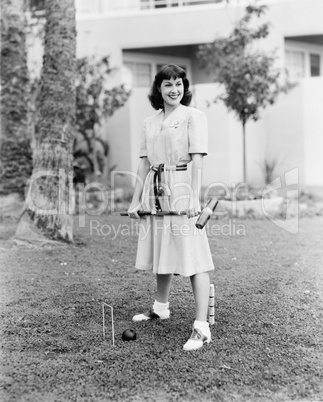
xmin=64 ymin=1 xmax=323 ymax=189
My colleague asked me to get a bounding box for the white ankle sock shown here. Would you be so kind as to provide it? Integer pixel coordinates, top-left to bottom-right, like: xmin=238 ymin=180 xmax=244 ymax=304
xmin=194 ymin=320 xmax=209 ymax=333
xmin=153 ymin=300 xmax=169 ymax=313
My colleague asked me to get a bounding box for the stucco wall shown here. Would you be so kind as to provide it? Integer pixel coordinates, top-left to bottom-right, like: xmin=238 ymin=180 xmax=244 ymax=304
xmin=303 ymin=77 xmax=323 ymax=186
xmin=263 ymin=84 xmax=304 ymax=184
xmin=104 ymin=87 xmax=154 ymax=188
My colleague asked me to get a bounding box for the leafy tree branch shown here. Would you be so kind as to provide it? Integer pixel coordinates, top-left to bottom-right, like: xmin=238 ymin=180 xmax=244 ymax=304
xmin=197 ymin=4 xmax=296 ymax=183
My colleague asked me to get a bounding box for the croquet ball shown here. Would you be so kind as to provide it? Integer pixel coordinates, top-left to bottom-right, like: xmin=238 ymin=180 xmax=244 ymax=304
xmin=122 ymin=329 xmax=137 ymax=341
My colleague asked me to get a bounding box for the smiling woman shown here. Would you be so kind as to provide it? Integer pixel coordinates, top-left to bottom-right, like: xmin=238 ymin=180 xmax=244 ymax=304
xmin=148 ymin=64 xmax=192 ymax=111
xmin=126 ymin=64 xmax=215 ymax=351
xmin=159 ymin=77 xmax=184 ymax=111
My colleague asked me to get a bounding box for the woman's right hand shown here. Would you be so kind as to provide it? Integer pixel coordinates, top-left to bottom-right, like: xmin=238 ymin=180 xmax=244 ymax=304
xmin=127 ymin=201 xmax=142 ymax=219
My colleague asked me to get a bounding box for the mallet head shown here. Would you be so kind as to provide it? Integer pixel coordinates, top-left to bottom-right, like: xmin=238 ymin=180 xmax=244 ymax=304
xmin=195 ymin=198 xmax=219 ymax=229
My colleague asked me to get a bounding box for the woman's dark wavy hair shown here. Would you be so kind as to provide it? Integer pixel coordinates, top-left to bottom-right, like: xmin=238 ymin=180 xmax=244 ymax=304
xmin=148 ymin=64 xmax=192 ymax=110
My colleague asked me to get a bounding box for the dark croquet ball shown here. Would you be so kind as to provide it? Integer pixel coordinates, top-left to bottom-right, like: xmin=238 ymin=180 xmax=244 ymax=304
xmin=122 ymin=329 xmax=137 ymax=341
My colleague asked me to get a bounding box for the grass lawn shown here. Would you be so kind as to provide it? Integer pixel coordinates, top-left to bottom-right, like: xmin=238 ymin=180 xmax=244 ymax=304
xmin=0 ymin=214 xmax=323 ymax=402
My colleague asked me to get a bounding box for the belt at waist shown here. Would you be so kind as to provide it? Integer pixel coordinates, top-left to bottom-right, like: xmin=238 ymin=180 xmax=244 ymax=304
xmin=150 ymin=164 xmax=187 ymax=172
xmin=151 ymin=164 xmax=187 ymax=211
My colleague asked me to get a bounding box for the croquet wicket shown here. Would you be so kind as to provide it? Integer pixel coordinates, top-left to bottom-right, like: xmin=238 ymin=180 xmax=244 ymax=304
xmin=208 ymin=284 xmax=215 ymax=325
xmin=102 ymin=302 xmax=115 ymax=346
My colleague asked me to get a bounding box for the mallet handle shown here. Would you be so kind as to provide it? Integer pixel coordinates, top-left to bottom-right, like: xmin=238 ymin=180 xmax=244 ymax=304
xmin=120 ymin=211 xmax=187 ymax=217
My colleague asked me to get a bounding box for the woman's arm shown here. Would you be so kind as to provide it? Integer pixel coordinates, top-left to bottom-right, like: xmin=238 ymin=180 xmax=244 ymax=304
xmin=187 ymin=153 xmax=204 ymax=219
xmin=128 ymin=157 xmax=150 ymax=219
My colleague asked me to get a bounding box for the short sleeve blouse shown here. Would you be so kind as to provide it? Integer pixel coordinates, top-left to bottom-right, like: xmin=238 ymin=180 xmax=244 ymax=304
xmin=138 ymin=105 xmax=208 ymax=165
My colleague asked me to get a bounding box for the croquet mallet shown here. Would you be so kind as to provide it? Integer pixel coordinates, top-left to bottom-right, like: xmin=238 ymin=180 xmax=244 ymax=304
xmin=120 ymin=197 xmax=219 ymax=230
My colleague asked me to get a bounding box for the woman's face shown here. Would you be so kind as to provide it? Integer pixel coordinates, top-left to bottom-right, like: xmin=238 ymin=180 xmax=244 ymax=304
xmin=159 ymin=77 xmax=184 ymax=109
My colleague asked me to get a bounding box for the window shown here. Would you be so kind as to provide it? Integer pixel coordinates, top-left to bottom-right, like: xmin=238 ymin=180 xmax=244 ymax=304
xmin=123 ymin=54 xmax=191 ymax=87
xmin=285 ymin=50 xmax=305 ymax=79
xmin=155 ymin=0 xmax=167 ymax=8
xmin=124 ymin=62 xmax=152 ymax=87
xmin=310 ymin=54 xmax=320 ymax=77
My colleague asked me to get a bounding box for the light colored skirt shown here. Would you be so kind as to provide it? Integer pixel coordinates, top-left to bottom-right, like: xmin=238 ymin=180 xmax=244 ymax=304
xmin=135 ymin=215 xmax=214 ymax=277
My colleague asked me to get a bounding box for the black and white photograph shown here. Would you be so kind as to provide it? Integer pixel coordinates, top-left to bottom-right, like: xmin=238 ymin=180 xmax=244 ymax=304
xmin=1 ymin=0 xmax=323 ymax=401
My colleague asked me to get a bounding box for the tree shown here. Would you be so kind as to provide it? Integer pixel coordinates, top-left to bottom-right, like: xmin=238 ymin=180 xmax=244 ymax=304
xmin=16 ymin=0 xmax=76 ymax=243
xmin=0 ymin=0 xmax=33 ymax=196
xmin=196 ymin=4 xmax=295 ymax=183
xmin=29 ymin=55 xmax=130 ymax=185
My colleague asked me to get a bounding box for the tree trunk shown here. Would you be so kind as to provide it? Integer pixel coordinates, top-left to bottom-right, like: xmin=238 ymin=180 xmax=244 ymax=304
xmin=16 ymin=0 xmax=76 ymax=243
xmin=242 ymin=120 xmax=247 ymax=184
xmin=0 ymin=0 xmax=33 ymax=197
